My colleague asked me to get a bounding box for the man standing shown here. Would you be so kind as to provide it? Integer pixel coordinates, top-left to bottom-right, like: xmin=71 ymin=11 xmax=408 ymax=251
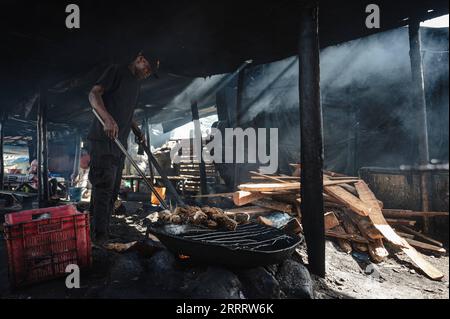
xmin=87 ymin=51 xmax=155 ymax=243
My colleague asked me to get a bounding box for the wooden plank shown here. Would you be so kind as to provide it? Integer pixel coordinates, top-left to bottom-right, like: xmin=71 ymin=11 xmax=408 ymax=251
xmin=341 ymin=214 xmax=368 ymax=252
xmin=324 ymin=185 xmax=369 ymax=217
xmin=192 ymin=192 xmax=234 ymax=198
xmin=271 ymin=194 xmax=300 ymax=205
xmin=250 ymin=171 xmax=290 ymax=184
xmin=394 ymin=231 xmax=415 ymax=239
xmin=247 ymin=176 xmax=358 ymax=186
xmin=257 ymin=216 xmax=273 ymax=227
xmin=354 ymin=181 xmax=444 ymax=280
xmin=332 ymin=225 xmax=353 ymax=253
xmin=343 ymin=183 xmax=384 ymax=241
xmin=382 ymin=209 xmax=449 ymax=218
xmin=325 ymin=230 xmax=369 ymax=244
xmin=281 ymin=217 xmax=303 ymax=234
xmin=260 ymin=190 xmax=295 ymax=195
xmin=233 ymin=191 xmax=265 ymax=206
xmin=354 ymin=181 xmax=406 ymax=247
xmin=402 ymin=244 xmax=445 ymax=280
xmin=324 ymin=212 xmax=340 ymax=230
xmin=224 ymin=206 xmax=273 ymax=216
xmin=323 ymin=170 xmax=348 ymax=178
xmin=368 ymin=239 xmax=389 ymax=263
xmin=323 ymin=193 xmax=341 ymax=204
xmin=404 ymin=238 xmax=446 ymax=254
xmin=396 ymin=225 xmax=444 ymax=247
xmin=386 ymin=219 xmax=417 ymax=227
xmin=294 ymin=202 xmax=302 ymax=220
xmin=253 ymin=199 xmax=293 ymax=214
xmin=251 ymin=176 xmax=300 ymax=181
xmin=344 ymin=209 xmax=384 ymax=240
xmin=329 ymin=176 xmax=359 ymax=180
xmin=323 ymin=179 xmax=360 ymax=186
xmin=339 ymin=183 xmax=358 ymax=196
xmin=238 ymin=182 xmax=300 ymax=192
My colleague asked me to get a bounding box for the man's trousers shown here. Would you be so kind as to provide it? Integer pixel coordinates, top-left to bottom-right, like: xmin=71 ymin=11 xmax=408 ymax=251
xmin=88 ymin=152 xmax=125 ymax=239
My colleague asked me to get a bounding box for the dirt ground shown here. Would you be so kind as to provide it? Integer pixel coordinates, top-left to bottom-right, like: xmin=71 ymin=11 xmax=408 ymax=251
xmin=309 ymin=241 xmax=449 ymax=299
xmin=0 ymin=201 xmax=448 ymax=299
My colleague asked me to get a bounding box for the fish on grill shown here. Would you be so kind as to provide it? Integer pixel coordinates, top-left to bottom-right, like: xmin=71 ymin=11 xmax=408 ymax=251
xmin=158 ymin=205 xmax=240 ymax=231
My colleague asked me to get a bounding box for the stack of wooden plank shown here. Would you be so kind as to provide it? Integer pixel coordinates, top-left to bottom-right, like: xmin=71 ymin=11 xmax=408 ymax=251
xmin=222 ymin=166 xmax=446 ymax=281
xmin=172 ymin=138 xmax=217 ymax=192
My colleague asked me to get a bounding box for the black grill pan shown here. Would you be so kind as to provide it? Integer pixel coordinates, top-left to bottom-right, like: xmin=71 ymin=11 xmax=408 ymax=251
xmin=147 ymin=222 xmax=302 ymax=268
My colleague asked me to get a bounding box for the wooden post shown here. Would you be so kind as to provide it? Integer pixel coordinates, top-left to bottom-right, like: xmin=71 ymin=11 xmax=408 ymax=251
xmin=298 ymin=1 xmax=325 ymax=277
xmin=28 ymin=134 xmax=37 ymax=165
xmin=191 ymin=100 xmax=208 ymax=197
xmin=0 ymin=111 xmax=5 ymax=190
xmin=37 ymin=91 xmax=49 ymax=207
xmin=233 ymin=68 xmax=246 ymax=190
xmin=353 ymin=104 xmax=360 ymax=175
xmin=408 ymin=19 xmax=431 ymax=233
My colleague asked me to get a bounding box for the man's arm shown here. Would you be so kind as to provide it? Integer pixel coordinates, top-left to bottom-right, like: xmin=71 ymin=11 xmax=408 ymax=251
xmin=88 ymin=85 xmax=119 ymax=139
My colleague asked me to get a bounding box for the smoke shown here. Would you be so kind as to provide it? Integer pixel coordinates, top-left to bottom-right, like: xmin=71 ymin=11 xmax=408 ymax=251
xmin=165 ymin=74 xmax=226 ymax=112
xmin=243 ymin=27 xmax=417 ymax=120
xmin=320 ymin=28 xmax=410 ymax=93
xmin=238 ymin=26 xmax=448 ymax=171
xmin=242 ymin=56 xmax=298 ymax=123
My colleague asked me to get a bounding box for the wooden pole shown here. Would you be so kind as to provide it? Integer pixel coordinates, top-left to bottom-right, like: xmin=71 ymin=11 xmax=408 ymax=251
xmin=408 ymin=19 xmax=431 ymax=233
xmin=298 ymin=1 xmax=325 ymax=277
xmin=233 ymin=68 xmax=246 ymax=190
xmin=37 ymin=91 xmax=49 ymax=207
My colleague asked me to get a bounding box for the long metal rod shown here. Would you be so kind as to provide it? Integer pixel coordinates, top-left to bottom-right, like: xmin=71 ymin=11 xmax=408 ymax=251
xmin=71 ymin=130 xmax=81 ymax=186
xmin=144 ymin=116 xmax=155 ymax=181
xmin=135 ymin=128 xmax=186 ymax=207
xmin=92 ymin=109 xmax=169 ymax=209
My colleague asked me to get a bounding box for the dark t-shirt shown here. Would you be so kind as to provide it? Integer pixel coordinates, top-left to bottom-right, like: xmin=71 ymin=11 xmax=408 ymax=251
xmin=87 ymin=64 xmax=140 ymax=158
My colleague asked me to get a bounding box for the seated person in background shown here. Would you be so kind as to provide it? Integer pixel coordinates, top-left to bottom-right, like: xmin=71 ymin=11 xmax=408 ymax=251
xmin=17 ymin=159 xmax=62 ymax=198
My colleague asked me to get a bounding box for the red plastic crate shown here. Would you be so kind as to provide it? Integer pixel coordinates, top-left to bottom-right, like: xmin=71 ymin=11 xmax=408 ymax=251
xmin=3 ymin=205 xmax=91 ymax=288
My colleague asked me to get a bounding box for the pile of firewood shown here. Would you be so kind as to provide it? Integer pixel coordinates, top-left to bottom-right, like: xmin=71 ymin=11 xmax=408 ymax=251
xmin=221 ymin=165 xmax=446 ymax=281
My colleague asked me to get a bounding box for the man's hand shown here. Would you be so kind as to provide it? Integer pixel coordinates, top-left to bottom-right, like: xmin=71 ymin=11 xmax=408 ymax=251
xmin=131 ymin=121 xmax=146 ymax=145
xmin=104 ymin=117 xmax=119 ymax=139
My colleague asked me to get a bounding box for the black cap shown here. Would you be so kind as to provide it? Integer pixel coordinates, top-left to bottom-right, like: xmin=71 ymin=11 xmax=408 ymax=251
xmin=126 ymin=48 xmax=160 ymax=78
xmin=141 ymin=50 xmax=160 ymax=78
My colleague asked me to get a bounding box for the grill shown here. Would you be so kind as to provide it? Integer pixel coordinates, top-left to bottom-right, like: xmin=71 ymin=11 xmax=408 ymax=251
xmin=147 ymin=222 xmax=302 ymax=268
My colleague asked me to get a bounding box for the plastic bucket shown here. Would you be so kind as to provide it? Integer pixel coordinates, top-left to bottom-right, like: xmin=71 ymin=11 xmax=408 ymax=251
xmin=151 ymin=187 xmax=166 ymax=205
xmin=69 ymin=187 xmax=83 ymax=202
